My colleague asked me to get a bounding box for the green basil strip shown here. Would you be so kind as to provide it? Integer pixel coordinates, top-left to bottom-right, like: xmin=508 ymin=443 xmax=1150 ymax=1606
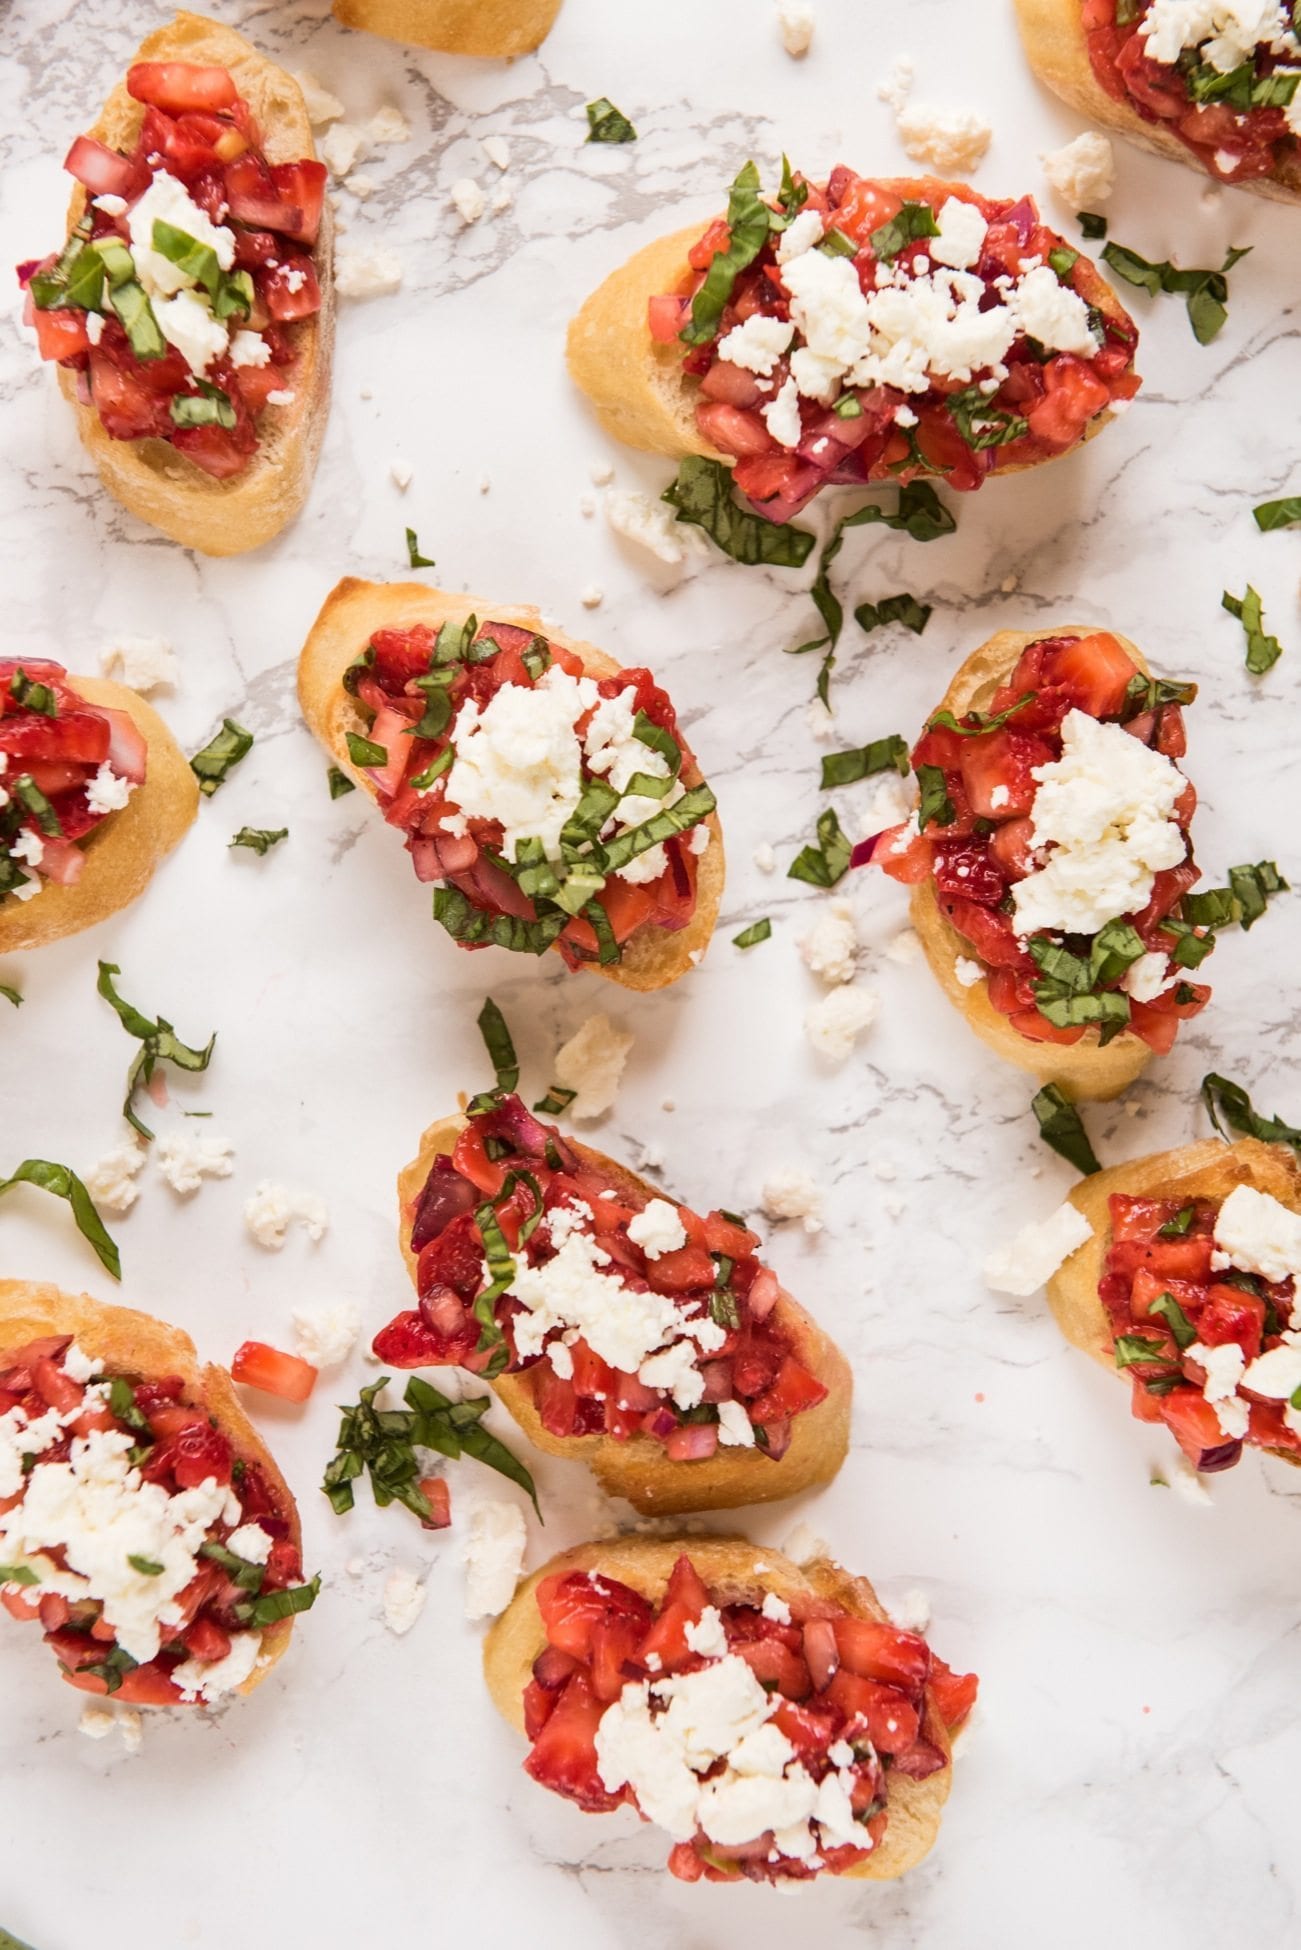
xmin=151 ymin=219 xmax=221 ymax=295
xmin=511 ymin=837 xmax=561 ymax=903
xmin=107 ymin=1376 xmax=149 ymax=1433
xmin=13 ymin=775 xmax=63 ymax=839
xmin=170 ymin=384 xmax=236 ymax=431
xmin=248 ymin=1574 xmax=321 ymax=1625
xmin=0 ymin=1563 xmax=40 ymax=1586
xmin=345 ymin=732 xmax=388 ymax=769
xmin=778 ymin=154 xmax=808 ymax=215
xmin=1031 ymin=1084 xmax=1101 ymax=1175
xmin=1201 ymin=1072 xmax=1301 ymax=1152
xmin=76 ymin=1646 xmax=138 ymax=1694
xmin=404 ymin=1375 xmax=541 ymax=1515
xmin=733 ymin=918 xmax=772 ymax=949
xmin=581 ymin=897 xmax=621 ymax=965
xmin=596 ymin=784 xmax=715 ymax=874
xmin=1078 ymin=210 xmax=1108 ymax=238
xmin=199 ymin=1540 xmax=265 ymax=1591
xmin=842 ymin=481 xmax=956 ymax=543
xmin=681 ymin=161 xmax=776 ymax=346
xmin=1223 ymin=586 xmax=1283 ymax=674
xmin=854 ymin=594 xmax=933 ymax=635
xmin=633 ymin=711 xmax=682 ymax=775
xmin=329 ymin=764 xmax=359 ymax=798
xmin=9 ymin=669 xmax=59 ymax=717
xmin=1121 ymin=672 xmax=1198 ymax=718
xmin=1048 ymin=245 xmax=1079 ymax=278
xmin=477 ymin=997 xmax=519 ymax=1092
xmin=229 ymin=826 xmax=287 ymax=855
xmin=1157 ymin=1205 xmax=1195 ymax=1239
xmin=621 ymin=770 xmax=674 ymax=801
xmin=213 ymin=268 xmax=254 ymax=320
xmin=585 ymin=97 xmax=637 ymax=143
xmin=28 ymin=214 xmax=94 ymax=307
xmin=662 ymin=456 xmax=816 ymax=567
xmin=916 ymin=764 xmax=955 ymax=831
xmin=820 ymin=735 xmax=909 ymax=788
xmin=948 ymin=385 xmax=1030 ymax=452
xmin=1183 ymin=862 xmax=1287 ymax=932
xmin=533 ymin=1084 xmax=576 ymax=1116
xmin=1114 ymin=1334 xmax=1175 ymax=1370
xmin=471 ymin=1202 xmax=516 ymax=1374
xmin=190 ymin=718 xmax=254 ymax=795
xmin=405 ymin=528 xmax=435 ymax=568
xmin=1147 ymin=1291 xmax=1196 ymax=1350
xmin=96 ymin=960 xmax=216 ymax=1143
xmin=561 ymin=778 xmax=621 ymax=853
xmin=870 ymin=200 xmax=940 ymax=263
xmin=1 ymin=985 xmax=21 ymax=1008
xmin=0 ymin=1158 xmax=121 ymax=1279
xmin=410 ymin=747 xmax=454 ymax=792
xmin=1102 ymin=239 xmax=1250 ymax=344
xmin=929 ymin=692 xmax=1037 ymax=739
xmin=1253 ymin=496 xmax=1301 ymax=533
xmin=434 ymin=887 xmax=568 ymax=957
xmin=108 ymin=278 xmax=166 ymax=360
xmin=1034 ymin=987 xmax=1131 ymax=1032
xmin=787 ymin=808 xmax=851 ymax=888
xmin=405 ymin=672 xmax=455 ymax=740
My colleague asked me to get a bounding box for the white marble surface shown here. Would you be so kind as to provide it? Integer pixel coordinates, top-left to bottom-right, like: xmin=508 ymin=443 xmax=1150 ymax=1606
xmin=2 ymin=0 xmax=1301 ymax=1943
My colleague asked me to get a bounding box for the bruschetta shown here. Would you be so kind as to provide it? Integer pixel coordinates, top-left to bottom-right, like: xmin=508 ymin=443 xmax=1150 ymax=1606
xmin=567 ymin=162 xmax=1140 ymax=523
xmin=374 ymin=1092 xmax=852 ymax=1514
xmin=298 ymin=578 xmax=724 ymax=991
xmin=0 ymin=1280 xmax=318 ymax=1705
xmin=871 ymin=626 xmax=1209 ymax=1101
xmin=1016 ymin=0 xmax=1301 ymax=201
xmin=332 ymin=0 xmax=562 ymax=56
xmin=19 ymin=12 xmax=333 ymax=556
xmin=484 ymin=1536 xmax=977 ymax=1884
xmin=0 ymin=657 xmax=196 ymax=953
xmin=1045 ymin=1137 xmax=1301 ymax=1471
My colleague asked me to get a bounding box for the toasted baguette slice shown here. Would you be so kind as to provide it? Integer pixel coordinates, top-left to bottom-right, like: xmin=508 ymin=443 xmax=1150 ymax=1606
xmin=298 ymin=577 xmax=725 ymax=992
xmin=398 ymin=1116 xmax=852 ymax=1514
xmin=1014 ymin=0 xmax=1301 ymax=203
xmin=0 ymin=1279 xmax=305 ymax=1695
xmin=567 ymin=178 xmax=1131 ymax=467
xmin=484 ymin=1536 xmax=953 ymax=1880
xmin=911 ymin=626 xmax=1159 ymax=1103
xmin=0 ymin=675 xmax=196 ymax=955
xmin=56 ymin=12 xmax=334 ymax=555
xmin=332 ymin=0 xmax=561 ymax=55
xmin=1046 ymin=1137 xmax=1301 ymax=1368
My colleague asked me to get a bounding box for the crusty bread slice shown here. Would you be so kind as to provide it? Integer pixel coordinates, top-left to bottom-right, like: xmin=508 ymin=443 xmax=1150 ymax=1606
xmin=397 ymin=1115 xmax=853 ymax=1514
xmin=0 ymin=1279 xmax=305 ymax=1695
xmin=1047 ymin=1137 xmax=1301 ymax=1365
xmin=332 ymin=0 xmax=561 ymax=55
xmin=0 ymin=674 xmax=196 ymax=955
xmin=484 ymin=1535 xmax=952 ymax=1880
xmin=910 ymin=626 xmax=1160 ymax=1104
xmin=1014 ymin=0 xmax=1301 ymax=202
xmin=567 ymin=178 xmax=1133 ymax=466
xmin=297 ymin=577 xmax=725 ymax=993
xmin=55 ymin=12 xmax=334 ymax=556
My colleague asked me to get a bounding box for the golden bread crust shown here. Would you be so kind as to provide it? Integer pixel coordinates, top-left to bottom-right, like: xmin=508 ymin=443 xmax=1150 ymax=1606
xmin=332 ymin=0 xmax=562 ymax=55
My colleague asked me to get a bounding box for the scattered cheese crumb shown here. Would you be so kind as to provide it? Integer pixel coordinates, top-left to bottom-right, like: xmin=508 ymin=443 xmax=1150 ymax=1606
xmin=885 ymin=927 xmax=922 ymax=964
xmin=292 ymin=1300 xmax=361 ymax=1369
xmin=98 ymin=635 xmax=177 ymax=694
xmin=335 ymin=248 xmax=403 ymax=298
xmin=348 ymin=172 xmax=377 ymax=201
xmin=877 ymin=54 xmax=915 ymax=113
xmin=118 ymin=1709 xmax=143 ymax=1755
xmin=954 ymin=955 xmax=984 ymax=988
xmin=482 ymin=135 xmax=510 ymax=170
xmin=761 ymin=1167 xmax=824 ymax=1234
xmin=368 ymin=105 xmax=411 ymax=145
xmin=894 ymin=103 xmax=992 ymax=174
xmin=885 ymin=1588 xmax=931 ymax=1632
xmin=983 ymin=1201 xmax=1093 ymax=1296
xmin=244 ymin=1183 xmax=329 ymax=1249
xmin=390 ymin=459 xmax=413 ymax=491
xmin=553 ymin=1014 xmax=633 ymax=1121
xmin=1040 ymin=131 xmax=1115 ymax=208
xmin=85 ymin=1137 xmax=146 ymax=1214
xmin=776 ymin=0 xmax=816 ymax=56
xmin=579 ymin=494 xmax=595 ymax=517
xmin=79 ymin=1705 xmax=116 ymax=1740
xmin=490 ymin=183 xmax=513 ymax=215
xmin=590 ymin=460 xmax=614 ymax=485
xmin=606 ymin=489 xmax=701 ymax=565
xmin=464 ymin=1502 xmax=528 ymax=1619
xmin=753 ymin=842 xmax=776 ymax=874
xmin=799 ymin=900 xmax=859 ymax=985
xmin=580 ymin=584 xmax=604 ymax=608
xmin=451 ymin=178 xmax=486 ymax=224
xmin=295 ymin=72 xmax=345 ymax=126
xmin=320 ymin=122 xmax=369 ymax=179
xmin=804 ymin=985 xmax=877 ymax=1061
xmin=782 ymin=1522 xmax=827 ymax=1566
xmin=383 ymin=1567 xmax=426 ymax=1636
xmin=155 ymin=1128 xmax=235 ymax=1196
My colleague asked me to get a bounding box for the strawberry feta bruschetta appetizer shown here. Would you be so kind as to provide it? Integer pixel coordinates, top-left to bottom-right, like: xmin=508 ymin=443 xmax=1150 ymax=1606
xmin=0 ymin=1281 xmax=318 ymax=1705
xmin=0 ymin=657 xmax=195 ymax=952
xmin=332 ymin=0 xmax=562 ymax=56
xmin=18 ymin=12 xmax=332 ymax=555
xmin=1046 ymin=1138 xmax=1301 ymax=1471
xmin=485 ymin=1537 xmax=977 ymax=1884
xmin=1017 ymin=0 xmax=1301 ymax=199
xmin=375 ymin=1092 xmax=851 ymax=1513
xmin=298 ymin=580 xmax=723 ymax=990
xmin=567 ymin=162 xmax=1140 ymax=523
xmin=872 ymin=626 xmax=1211 ymax=1100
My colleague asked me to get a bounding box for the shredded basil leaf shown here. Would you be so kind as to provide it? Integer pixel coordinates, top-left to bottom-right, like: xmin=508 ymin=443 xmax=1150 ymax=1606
xmin=405 ymin=527 xmax=435 ymax=568
xmin=662 ymin=456 xmax=815 ymax=567
xmin=1201 ymin=1073 xmax=1301 ymax=1153
xmin=229 ymin=826 xmax=287 ymax=855
xmin=855 ymin=594 xmax=933 ymax=635
xmin=1122 ymin=671 xmax=1198 ymax=718
xmin=345 ymin=732 xmax=388 ymax=769
xmin=127 ymin=1553 xmax=165 ymax=1577
xmin=1078 ymin=210 xmax=1108 ymax=239
xmin=477 ymin=997 xmax=519 ymax=1092
xmin=1182 ymin=861 xmax=1287 ymax=933
xmin=1031 ymin=1084 xmax=1101 ymax=1175
xmin=778 ymin=154 xmax=808 ymax=216
xmin=1101 ymin=239 xmax=1250 ymax=344
xmin=107 ymin=1375 xmax=149 ymax=1433
xmin=1146 ymin=1291 xmax=1197 ymax=1351
xmin=327 ymin=765 xmax=356 ymax=799
xmin=787 ymin=809 xmax=851 ymax=888
xmin=0 ymin=1158 xmax=120 ymax=1279
xmin=532 ymin=1084 xmax=576 ymax=1116
xmin=842 ymin=481 xmax=957 ymax=543
xmin=916 ymin=764 xmax=955 ymax=832
xmin=870 ymin=201 xmax=940 ymax=263
xmin=1114 ymin=1334 xmax=1175 ymax=1370
xmin=170 ymin=381 xmax=236 ymax=430
xmin=681 ymin=162 xmax=776 ymax=346
xmin=9 ymin=668 xmax=58 ymax=717
xmin=0 ymin=985 xmax=21 ymax=1008
xmin=929 ymin=693 xmax=1037 ymax=739
xmin=585 ymin=97 xmax=637 ymax=143
xmin=1222 ymin=585 xmax=1283 ymax=674
xmin=596 ymin=784 xmax=715 ymax=874
xmin=323 ymin=1374 xmax=539 ymax=1520
xmin=0 ymin=1563 xmax=40 ymax=1586
xmin=732 ymin=918 xmax=772 ymax=949
xmin=434 ymin=887 xmax=567 ymax=957
xmin=948 ymin=385 xmax=1030 ymax=451
xmin=247 ymin=1574 xmax=321 ymax=1625
xmin=1253 ymin=495 xmax=1301 ymax=533
xmin=410 ymin=747 xmax=454 ymax=791
xmin=190 ymin=718 xmax=253 ymax=796
xmin=820 ymin=735 xmax=909 ymax=788
xmin=96 ymin=961 xmax=216 ymax=1144
xmin=1157 ymin=1205 xmax=1195 ymax=1239
xmin=12 ymin=775 xmax=62 ymax=839
xmin=199 ymin=1540 xmax=265 ymax=1591
xmin=1048 ymin=245 xmax=1080 ymax=279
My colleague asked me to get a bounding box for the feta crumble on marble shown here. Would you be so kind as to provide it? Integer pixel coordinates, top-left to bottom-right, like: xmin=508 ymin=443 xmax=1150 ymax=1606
xmin=954 ymin=956 xmax=985 ymax=988
xmin=799 ymin=899 xmax=859 ymax=985
xmin=335 ymin=248 xmax=403 ymax=299
xmin=155 ymin=1127 xmax=235 ymax=1196
xmin=983 ymin=1201 xmax=1093 ymax=1296
xmin=98 ymin=635 xmax=177 ymax=693
xmin=761 ymin=1166 xmax=824 ymax=1234
xmin=383 ymin=1566 xmax=427 ymax=1636
xmin=553 ymin=1013 xmax=633 ymax=1120
xmin=464 ymin=1501 xmax=528 ymax=1619
xmin=804 ymin=984 xmax=877 ymax=1061
xmin=776 ymin=0 xmax=816 ymax=56
xmin=450 ymin=178 xmax=486 ymax=224
xmin=1040 ymin=132 xmax=1116 ymax=208
xmin=291 ymin=1300 xmax=362 ymax=1369
xmin=244 ymin=1182 xmax=329 ymax=1249
xmin=85 ymin=1136 xmax=147 ymax=1214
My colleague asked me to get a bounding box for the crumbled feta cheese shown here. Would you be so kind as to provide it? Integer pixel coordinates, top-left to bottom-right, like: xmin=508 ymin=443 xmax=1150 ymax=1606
xmin=777 ymin=207 xmax=825 ymax=264
xmin=754 ymin=842 xmax=776 ymax=873
xmin=451 ymin=178 xmax=486 ymax=224
xmin=580 ymin=584 xmax=604 ymax=608
xmin=291 ymin=1300 xmax=361 ymax=1369
xmin=150 ymin=287 xmax=229 ymax=375
xmin=62 ymin=1344 xmax=101 ymax=1386
xmin=1122 ymin=951 xmax=1174 ymax=1004
xmin=885 ymin=1587 xmax=931 ymax=1632
xmin=1211 ymin=1183 xmax=1301 ymax=1286
xmin=85 ymin=1136 xmax=147 ymax=1214
xmin=877 ymin=54 xmax=915 ymax=111
xmin=229 ymin=329 xmax=271 ymax=369
xmin=761 ymin=1591 xmax=793 ymax=1624
xmin=1040 ymin=132 xmax=1116 ymax=208
xmin=804 ymin=984 xmax=877 ymax=1061
xmin=1010 ymin=265 xmax=1099 ymax=356
xmin=321 ymin=122 xmax=369 ymax=178
xmin=10 ymin=828 xmax=44 ymax=868
xmin=127 ymin=172 xmax=235 ymax=300
xmin=776 ymin=0 xmax=816 ymax=56
xmin=85 ymin=765 xmax=131 ymax=821
xmin=1011 ymin=710 xmax=1186 ymax=938
xmin=368 ymin=104 xmax=411 ymax=145
xmin=335 ymin=249 xmax=403 ymax=298
xmin=119 ymin=1709 xmax=143 ymax=1754
xmin=605 ymin=484 xmax=706 ymax=563
xmin=155 ymin=1128 xmax=234 ymax=1196
xmin=295 ymin=72 xmax=345 ymax=125
xmin=464 ymin=1501 xmax=527 ymax=1619
xmin=894 ymin=104 xmax=992 ymax=174
xmin=447 ymin=664 xmax=594 ymax=861
xmin=390 ymin=459 xmax=413 ymax=490
xmin=781 ymin=1522 xmax=827 ymax=1566
xmin=799 ymin=899 xmax=859 ymax=984
xmin=761 ymin=1167 xmax=824 ymax=1234
xmin=79 ymin=1705 xmax=116 ymax=1740
xmin=92 ymin=193 xmax=128 ymax=217
xmin=930 ymin=195 xmax=988 ymax=271
xmin=227 ymin=1523 xmax=273 ymax=1566
xmin=627 ymin=1198 xmax=688 ymax=1260
xmin=685 ymin=1606 xmax=729 ymax=1658
xmin=266 ymin=388 xmax=295 ymax=406
xmin=718 ymin=315 xmax=795 ymax=376
xmin=1139 ymin=0 xmax=1292 ymax=74
xmin=491 ymin=183 xmax=513 ymax=214
xmin=383 ymin=1566 xmax=427 ymax=1636
xmin=349 ymin=172 xmax=377 ymax=201
xmin=717 ymin=1399 xmax=756 ymax=1446
xmin=553 ymin=1013 xmax=633 ymax=1120
xmin=638 ymin=1339 xmax=706 ymax=1410
xmin=1188 ymin=1339 xmax=1249 ymax=1439
xmin=85 ymin=312 xmax=105 ymax=344
xmin=244 ymin=1182 xmax=328 ymax=1249
xmin=762 ymin=375 xmax=803 ymax=449
xmin=482 ymin=134 xmax=511 ymax=170
xmin=954 ymin=955 xmax=984 ymax=988
xmin=174 ymin=1626 xmax=263 ymax=1703
xmin=983 ymin=1200 xmax=1093 ymax=1296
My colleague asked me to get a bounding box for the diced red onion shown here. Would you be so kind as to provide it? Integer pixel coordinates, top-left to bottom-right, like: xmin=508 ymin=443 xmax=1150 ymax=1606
xmin=850 ymin=834 xmax=884 ymax=871
xmin=643 ymin=1407 xmax=678 ymax=1440
xmin=760 ymin=1416 xmax=792 ymax=1460
xmin=532 ymin=1646 xmax=580 ymax=1690
xmin=410 ymin=1156 xmax=478 ymax=1251
xmin=890 ymin=1736 xmax=948 ymax=1781
xmin=664 ymin=1423 xmax=719 ymax=1462
xmin=803 ymin=1618 xmax=840 ymax=1690
xmin=699 ymin=1361 xmax=734 ymax=1404
xmin=747 ymin=1268 xmax=780 ymax=1322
